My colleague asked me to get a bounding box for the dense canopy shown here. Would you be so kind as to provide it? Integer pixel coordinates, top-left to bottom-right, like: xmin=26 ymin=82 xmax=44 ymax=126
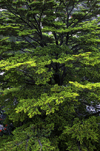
xmin=0 ymin=0 xmax=100 ymax=150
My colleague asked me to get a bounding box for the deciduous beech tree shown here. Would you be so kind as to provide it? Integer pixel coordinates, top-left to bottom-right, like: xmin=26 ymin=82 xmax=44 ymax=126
xmin=0 ymin=0 xmax=100 ymax=150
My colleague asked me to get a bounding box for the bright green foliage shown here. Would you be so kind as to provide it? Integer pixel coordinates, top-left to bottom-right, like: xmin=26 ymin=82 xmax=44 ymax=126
xmin=0 ymin=0 xmax=100 ymax=150
xmin=61 ymin=116 xmax=99 ymax=150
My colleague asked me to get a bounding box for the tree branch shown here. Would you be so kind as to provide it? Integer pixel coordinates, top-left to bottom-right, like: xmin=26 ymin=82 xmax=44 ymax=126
xmin=52 ymin=32 xmax=58 ymax=45
xmin=22 ymin=36 xmax=36 ymax=48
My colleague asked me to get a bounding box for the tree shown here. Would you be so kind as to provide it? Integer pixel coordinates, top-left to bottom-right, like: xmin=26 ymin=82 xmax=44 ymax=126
xmin=0 ymin=0 xmax=100 ymax=150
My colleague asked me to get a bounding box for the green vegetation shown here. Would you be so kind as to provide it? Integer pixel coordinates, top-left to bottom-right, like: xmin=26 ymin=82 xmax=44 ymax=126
xmin=0 ymin=0 xmax=100 ymax=150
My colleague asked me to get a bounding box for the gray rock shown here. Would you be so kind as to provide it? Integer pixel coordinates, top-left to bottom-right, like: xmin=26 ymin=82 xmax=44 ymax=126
xmin=0 ymin=124 xmax=4 ymax=130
